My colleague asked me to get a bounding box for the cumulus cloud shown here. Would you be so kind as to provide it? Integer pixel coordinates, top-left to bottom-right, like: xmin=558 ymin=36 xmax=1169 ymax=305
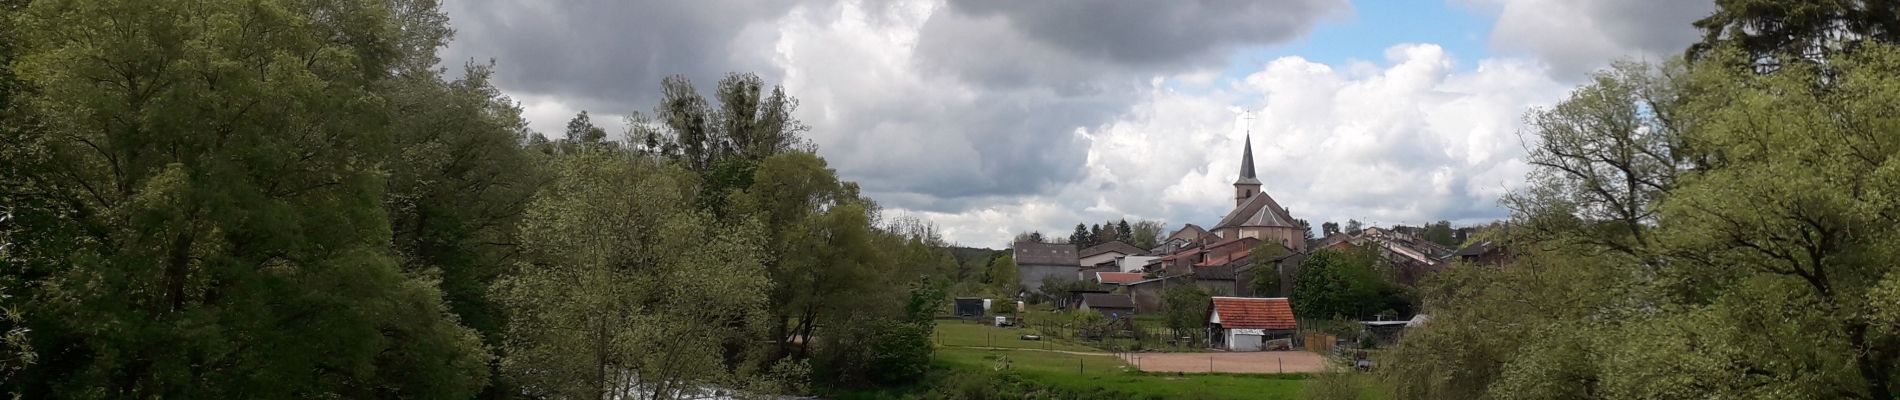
xmin=440 ymin=1 xmax=1587 ymax=248
xmin=918 ymin=44 xmax=1569 ymax=247
xmin=1461 ymin=0 xmax=1714 ymax=78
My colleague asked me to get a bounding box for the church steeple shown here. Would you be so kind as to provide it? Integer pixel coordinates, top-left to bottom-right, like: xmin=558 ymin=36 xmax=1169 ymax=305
xmin=1234 ymin=131 xmax=1262 ymax=206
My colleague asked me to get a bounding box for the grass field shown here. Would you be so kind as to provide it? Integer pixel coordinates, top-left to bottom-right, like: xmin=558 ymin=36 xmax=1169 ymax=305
xmin=910 ymin=322 xmax=1311 ymax=399
xmin=934 ymin=347 xmax=1309 ymax=400
xmin=932 ymin=319 xmax=1101 ymax=352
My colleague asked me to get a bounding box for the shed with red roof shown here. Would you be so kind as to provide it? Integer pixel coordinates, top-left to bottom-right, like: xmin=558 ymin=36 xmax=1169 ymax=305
xmin=1205 ymin=297 xmax=1298 ymax=351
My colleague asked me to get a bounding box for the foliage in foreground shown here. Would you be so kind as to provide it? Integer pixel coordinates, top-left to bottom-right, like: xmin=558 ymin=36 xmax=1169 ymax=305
xmin=1370 ymin=9 xmax=1900 ymax=399
xmin=0 ymin=0 xmax=955 ymax=397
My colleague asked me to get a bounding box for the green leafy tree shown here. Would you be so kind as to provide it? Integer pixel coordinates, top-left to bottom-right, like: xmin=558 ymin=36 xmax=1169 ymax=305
xmin=1 ymin=0 xmax=490 ymax=396
xmin=1249 ymin=242 xmax=1291 ymax=297
xmin=1654 ymin=44 xmax=1900 ymax=398
xmin=985 ymin=254 xmax=1020 ymax=295
xmin=1321 ymin=221 xmax=1341 ymax=237
xmin=1421 ymin=220 xmax=1456 ymax=247
xmin=383 ymin=61 xmax=545 ymax=344
xmin=1688 ymin=0 xmax=1900 ymax=68
xmin=1290 ymin=245 xmax=1388 ymax=320
xmin=1070 ymin=223 xmax=1089 ymax=247
xmin=564 ymin=110 xmax=608 ymax=143
xmin=493 ymin=150 xmax=769 ymax=399
xmin=1162 ymin=285 xmax=1211 ymax=340
xmin=1130 ymin=219 xmax=1167 ymax=249
xmin=1380 ymin=26 xmax=1900 ymax=399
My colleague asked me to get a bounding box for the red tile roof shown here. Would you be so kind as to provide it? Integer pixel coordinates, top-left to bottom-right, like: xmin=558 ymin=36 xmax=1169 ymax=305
xmin=1208 ymin=297 xmax=1297 ymax=330
xmin=1095 ymin=272 xmax=1144 ymax=284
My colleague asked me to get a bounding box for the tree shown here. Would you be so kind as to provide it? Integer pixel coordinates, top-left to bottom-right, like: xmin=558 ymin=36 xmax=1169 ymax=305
xmin=384 ymin=61 xmax=545 ymax=342
xmin=494 ymin=150 xmax=768 ymax=399
xmin=564 ymin=110 xmax=608 ymax=143
xmin=1655 ymin=44 xmax=1900 ymax=398
xmin=984 ymin=254 xmax=1020 ymax=296
xmin=1344 ymin=219 xmax=1364 ymax=234
xmin=1249 ymin=242 xmax=1292 ymax=297
xmin=1087 ymin=224 xmax=1104 ymax=248
xmin=1688 ymin=0 xmax=1900 ymax=69
xmin=2 ymin=0 xmax=489 ymax=396
xmin=1070 ymin=223 xmax=1090 ymax=247
xmin=1295 ymin=219 xmax=1316 ymax=242
xmin=1514 ymin=60 xmax=1685 ymax=261
xmin=1115 ymin=219 xmax=1133 ymax=244
xmin=1322 ymin=221 xmax=1341 ymax=237
xmin=1290 ymin=245 xmax=1391 ymax=320
xmin=1162 ymin=285 xmax=1211 ymax=340
xmin=1421 ymin=220 xmax=1456 ymax=247
xmin=1130 ymin=220 xmax=1167 ymax=249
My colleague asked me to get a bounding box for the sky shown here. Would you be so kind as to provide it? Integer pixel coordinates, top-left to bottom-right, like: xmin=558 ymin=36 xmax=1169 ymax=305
xmin=439 ymin=0 xmax=1716 ymax=249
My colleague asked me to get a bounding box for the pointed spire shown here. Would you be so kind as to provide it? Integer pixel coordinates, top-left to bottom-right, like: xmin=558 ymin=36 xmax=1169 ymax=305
xmin=1239 ymin=132 xmax=1257 ymax=180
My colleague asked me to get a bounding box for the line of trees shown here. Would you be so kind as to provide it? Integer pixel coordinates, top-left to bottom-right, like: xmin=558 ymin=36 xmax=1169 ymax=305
xmin=0 ymin=0 xmax=952 ymax=398
xmin=1344 ymin=3 xmax=1900 ymax=399
xmin=1066 ymin=219 xmax=1165 ymax=249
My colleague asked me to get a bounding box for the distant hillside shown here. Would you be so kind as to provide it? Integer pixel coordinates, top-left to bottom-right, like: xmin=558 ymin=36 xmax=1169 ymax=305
xmin=946 ymin=246 xmax=1000 ymax=266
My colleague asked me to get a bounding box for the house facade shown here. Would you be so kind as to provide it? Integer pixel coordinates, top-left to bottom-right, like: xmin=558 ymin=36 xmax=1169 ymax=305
xmin=1079 ymin=241 xmax=1146 ymax=267
xmin=1013 ymin=241 xmax=1079 ymax=295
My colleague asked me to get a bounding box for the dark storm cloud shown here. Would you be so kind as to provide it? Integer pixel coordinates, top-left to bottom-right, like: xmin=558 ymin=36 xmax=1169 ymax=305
xmin=439 ymin=0 xmax=800 ymax=112
xmin=915 ymin=0 xmax=1349 ymax=87
xmin=803 ymin=82 xmax=1130 ymax=205
xmin=1481 ymin=0 xmax=1715 ymax=78
xmin=944 ymin=0 xmax=1349 ymax=66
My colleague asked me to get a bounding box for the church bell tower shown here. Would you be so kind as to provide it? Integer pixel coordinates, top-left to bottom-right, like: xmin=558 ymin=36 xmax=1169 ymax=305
xmin=1234 ymin=132 xmax=1261 ymax=206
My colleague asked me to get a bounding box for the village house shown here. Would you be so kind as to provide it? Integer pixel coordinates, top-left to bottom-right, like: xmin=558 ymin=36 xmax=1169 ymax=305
xmin=1012 ymin=241 xmax=1079 ymax=296
xmin=1206 ymin=297 xmax=1298 ymax=351
xmin=1449 ymin=240 xmax=1509 ymax=266
xmin=1314 ymin=227 xmax=1451 ymax=284
xmin=1078 ymin=241 xmax=1147 ymax=267
xmin=1115 ymin=254 xmax=1159 ymax=273
xmin=1077 ymin=292 xmax=1137 ymax=318
xmin=1151 ymin=224 xmax=1209 ymax=254
xmin=1125 ymin=275 xmax=1190 ymax=314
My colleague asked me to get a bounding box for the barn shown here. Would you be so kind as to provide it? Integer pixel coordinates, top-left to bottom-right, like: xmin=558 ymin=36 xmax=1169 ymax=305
xmin=1206 ymin=297 xmax=1297 ymax=351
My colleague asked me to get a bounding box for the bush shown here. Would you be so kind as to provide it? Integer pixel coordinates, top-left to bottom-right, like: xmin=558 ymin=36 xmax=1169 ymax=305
xmin=867 ymin=321 xmax=934 ymax=385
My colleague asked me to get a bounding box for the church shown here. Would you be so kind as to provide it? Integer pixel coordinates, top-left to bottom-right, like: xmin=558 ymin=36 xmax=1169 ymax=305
xmin=1207 ymin=133 xmax=1307 ymax=252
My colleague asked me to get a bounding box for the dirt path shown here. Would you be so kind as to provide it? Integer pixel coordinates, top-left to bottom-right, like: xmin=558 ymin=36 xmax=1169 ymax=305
xmin=1120 ymin=351 xmax=1327 ymax=374
xmin=938 ymin=345 xmax=1112 ymax=357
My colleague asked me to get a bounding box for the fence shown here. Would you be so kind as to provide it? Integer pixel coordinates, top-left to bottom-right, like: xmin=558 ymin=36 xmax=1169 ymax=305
xmin=941 ymin=311 xmax=1346 ymax=355
xmin=999 ymin=312 xmax=1207 ymax=352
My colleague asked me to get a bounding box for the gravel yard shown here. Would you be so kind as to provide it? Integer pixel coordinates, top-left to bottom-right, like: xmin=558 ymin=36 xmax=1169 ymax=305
xmin=1121 ymin=351 xmax=1329 ymax=374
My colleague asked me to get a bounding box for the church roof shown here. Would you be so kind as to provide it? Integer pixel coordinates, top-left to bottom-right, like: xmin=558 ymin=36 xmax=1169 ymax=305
xmin=1236 ymin=133 xmax=1260 ymax=185
xmin=1213 ymin=191 xmax=1298 ymax=230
